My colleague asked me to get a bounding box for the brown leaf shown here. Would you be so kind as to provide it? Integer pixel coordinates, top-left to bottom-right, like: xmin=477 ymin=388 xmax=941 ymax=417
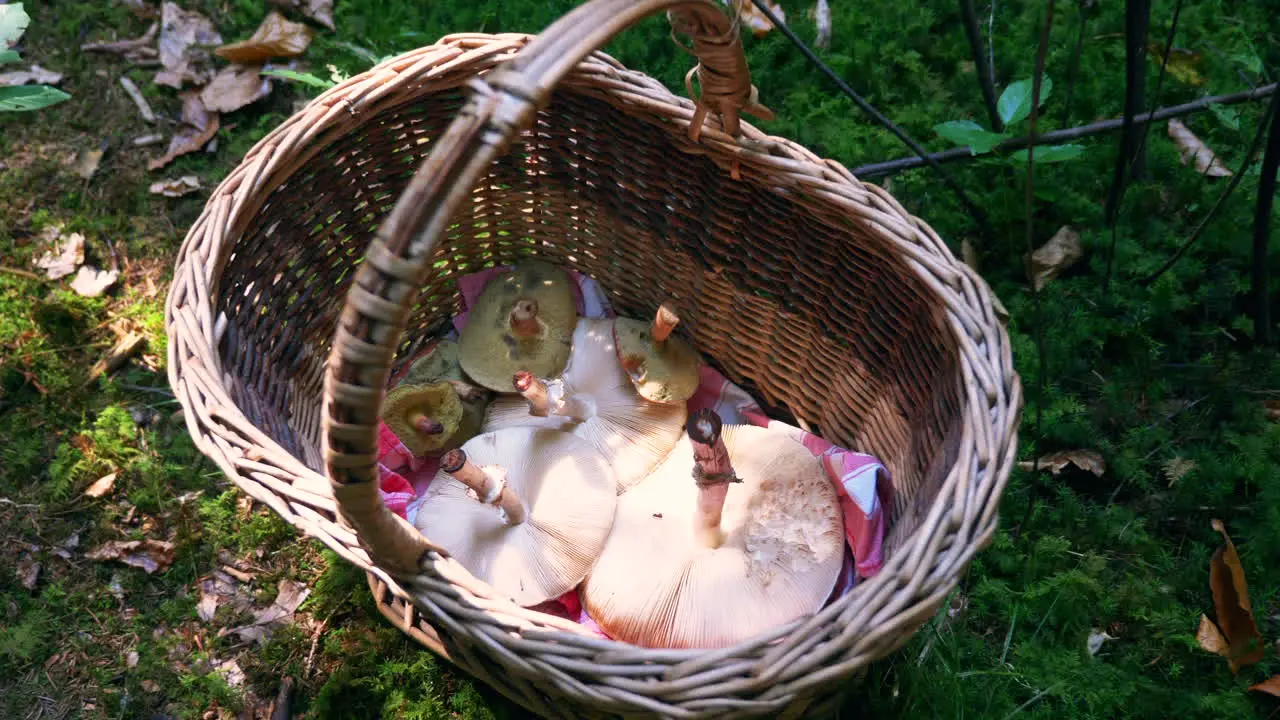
xmin=148 ymin=93 xmax=220 ymax=171
xmin=199 ymin=65 xmax=272 ymax=113
xmin=1146 ymin=42 xmax=1205 ymax=87
xmin=270 ymin=0 xmax=335 ymax=30
xmin=83 ymin=472 xmax=117 ymax=498
xmin=1027 ymin=225 xmax=1083 ymax=290
xmin=809 ymin=0 xmax=831 ymax=49
xmin=155 ymin=2 xmax=223 ymax=89
xmin=1167 ymin=119 xmax=1232 ymax=177
xmin=1017 ymin=449 xmax=1105 ymax=476
xmin=1196 ymin=613 xmax=1228 ymax=656
xmin=126 ymin=650 xmax=139 ymax=668
xmin=33 ymin=229 xmax=85 ymax=280
xmin=215 ymin=11 xmax=313 ymax=64
xmin=70 ymin=266 xmax=120 ymax=298
xmin=17 ymin=555 xmax=40 ymax=591
xmin=140 ymin=679 xmax=160 ymax=693
xmin=1250 ymin=675 xmax=1280 ymax=697
xmin=0 ymin=65 xmax=63 ymax=86
xmin=1162 ymin=457 xmax=1196 ymax=486
xmin=72 ymin=147 xmax=104 ymax=180
xmin=1265 ymin=399 xmax=1280 ymax=421
xmin=735 ymin=0 xmax=785 ymax=37
xmin=216 ymin=658 xmax=246 ymax=687
xmin=149 ymin=175 xmax=201 ymax=198
xmin=1207 ymin=519 xmax=1264 ymax=673
xmin=85 ymin=539 xmax=175 ymax=575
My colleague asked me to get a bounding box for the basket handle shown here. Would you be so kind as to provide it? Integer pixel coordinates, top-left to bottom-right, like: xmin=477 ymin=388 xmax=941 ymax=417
xmin=324 ymin=0 xmax=768 ymax=574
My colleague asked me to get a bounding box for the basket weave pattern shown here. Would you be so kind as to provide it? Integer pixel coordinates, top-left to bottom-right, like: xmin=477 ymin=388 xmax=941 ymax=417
xmin=167 ymin=4 xmax=1021 ymax=716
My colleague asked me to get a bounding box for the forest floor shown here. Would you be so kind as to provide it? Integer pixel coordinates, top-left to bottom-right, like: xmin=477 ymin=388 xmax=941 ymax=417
xmin=1 ymin=1 xmax=1278 ymax=718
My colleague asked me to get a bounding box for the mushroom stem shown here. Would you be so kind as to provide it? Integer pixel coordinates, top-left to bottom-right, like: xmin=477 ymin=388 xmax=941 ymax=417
xmin=508 ymin=299 xmax=541 ymax=338
xmin=441 ymin=449 xmax=527 ymax=525
xmin=652 ymin=303 xmax=680 ymax=345
xmin=512 ymin=371 xmax=589 ymax=421
xmin=686 ymin=409 xmax=741 ymax=549
xmin=414 ymin=416 xmax=445 ymax=435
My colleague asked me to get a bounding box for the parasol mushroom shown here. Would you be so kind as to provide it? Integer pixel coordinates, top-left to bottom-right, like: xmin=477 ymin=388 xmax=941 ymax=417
xmin=612 ymin=302 xmax=702 ymax=404
xmin=581 ymin=409 xmax=845 ymax=648
xmin=381 ymin=382 xmax=473 ymax=455
xmin=457 ymin=261 xmax=578 ymax=392
xmin=413 ymin=427 xmax=618 ymax=607
xmin=483 ymin=318 xmax=687 ymax=493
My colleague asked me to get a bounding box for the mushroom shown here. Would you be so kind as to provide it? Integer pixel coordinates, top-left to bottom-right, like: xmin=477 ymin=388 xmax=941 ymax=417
xmin=483 ymin=317 xmax=687 ymax=493
xmin=612 ymin=302 xmax=702 ymax=404
xmin=413 ymin=427 xmax=619 ymax=607
xmin=381 ymin=382 xmax=473 ymax=455
xmin=581 ymin=409 xmax=845 ymax=649
xmin=396 ymin=339 xmax=489 ymax=448
xmin=457 ymin=261 xmax=578 ymax=392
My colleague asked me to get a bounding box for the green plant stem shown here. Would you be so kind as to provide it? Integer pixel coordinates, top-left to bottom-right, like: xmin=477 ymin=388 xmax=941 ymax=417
xmin=960 ymin=0 xmax=1003 ymax=132
xmin=1058 ymin=0 xmax=1090 ymax=126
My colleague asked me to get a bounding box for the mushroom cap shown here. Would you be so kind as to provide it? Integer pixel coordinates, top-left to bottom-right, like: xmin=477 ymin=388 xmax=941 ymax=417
xmin=413 ymin=427 xmax=619 ymax=607
xmin=612 ymin=316 xmax=702 ymax=404
xmin=401 ymin=339 xmax=464 ymax=385
xmin=581 ymin=424 xmax=845 ymax=649
xmin=484 ymin=318 xmax=687 ymax=493
xmin=383 ymin=382 xmax=466 ymax=455
xmin=457 ymin=262 xmax=577 ymax=391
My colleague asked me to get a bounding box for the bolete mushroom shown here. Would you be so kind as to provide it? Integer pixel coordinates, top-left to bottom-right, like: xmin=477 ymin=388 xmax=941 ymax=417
xmin=382 ymin=382 xmax=471 ymax=455
xmin=457 ymin=261 xmax=577 ymax=392
xmin=483 ymin=318 xmax=687 ymax=493
xmin=413 ymin=427 xmax=618 ymax=607
xmin=612 ymin=302 xmax=702 ymax=404
xmin=581 ymin=409 xmax=845 ymax=648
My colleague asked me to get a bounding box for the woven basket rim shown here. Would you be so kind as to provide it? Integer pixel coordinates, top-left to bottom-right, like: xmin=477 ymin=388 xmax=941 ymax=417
xmin=166 ymin=29 xmax=1022 ymax=714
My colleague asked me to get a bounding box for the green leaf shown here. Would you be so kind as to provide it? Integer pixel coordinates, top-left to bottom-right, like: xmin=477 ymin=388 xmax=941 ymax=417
xmin=1010 ymin=143 xmax=1085 ymax=164
xmin=0 ymin=85 xmax=70 ymax=112
xmin=998 ymin=76 xmax=1054 ymax=126
xmin=260 ymin=69 xmax=335 ymax=90
xmin=0 ymin=4 xmax=30 ymax=48
xmin=933 ymin=120 xmax=1007 ymax=154
xmin=0 ymin=49 xmax=20 ymax=65
xmin=1208 ymin=103 xmax=1240 ymax=131
xmin=1230 ymin=52 xmax=1263 ymax=76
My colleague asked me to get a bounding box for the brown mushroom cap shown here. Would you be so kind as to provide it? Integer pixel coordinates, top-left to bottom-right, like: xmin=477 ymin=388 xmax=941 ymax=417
xmin=581 ymin=424 xmax=844 ymax=649
xmin=382 ymin=382 xmax=466 ymax=455
xmin=484 ymin=318 xmax=687 ymax=493
xmin=457 ymin=262 xmax=577 ymax=392
xmin=612 ymin=306 xmax=702 ymax=404
xmin=413 ymin=427 xmax=619 ymax=607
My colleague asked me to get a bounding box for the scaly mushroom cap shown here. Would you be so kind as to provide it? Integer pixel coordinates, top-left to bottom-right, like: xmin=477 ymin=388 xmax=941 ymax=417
xmin=613 ymin=304 xmax=701 ymax=404
xmin=414 ymin=427 xmax=619 ymax=607
xmin=581 ymin=423 xmax=844 ymax=648
xmin=457 ymin=262 xmax=577 ymax=392
xmin=483 ymin=318 xmax=687 ymax=493
xmin=382 ymin=382 xmax=466 ymax=455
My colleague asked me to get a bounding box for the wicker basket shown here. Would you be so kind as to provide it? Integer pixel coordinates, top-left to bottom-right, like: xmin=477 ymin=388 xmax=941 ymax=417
xmin=166 ymin=0 xmax=1021 ymax=716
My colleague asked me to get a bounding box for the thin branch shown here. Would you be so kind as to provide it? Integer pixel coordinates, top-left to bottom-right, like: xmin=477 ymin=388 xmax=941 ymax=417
xmin=746 ymin=0 xmax=992 ymax=236
xmin=1059 ymin=0 xmax=1091 ymax=126
xmin=1251 ymin=87 xmax=1280 ymax=345
xmin=853 ymin=83 xmax=1277 ymax=177
xmin=960 ymin=0 xmax=1003 ymax=132
xmin=1024 ymin=0 xmax=1055 ymax=485
xmin=1 ymin=266 xmax=44 ymax=281
xmin=1130 ymin=0 xmax=1185 ymax=186
xmin=1103 ymin=0 xmax=1152 ymax=293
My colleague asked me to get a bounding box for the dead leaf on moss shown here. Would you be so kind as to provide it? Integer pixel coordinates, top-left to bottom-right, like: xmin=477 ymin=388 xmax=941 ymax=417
xmin=70 ymin=266 xmax=120 ymax=297
xmin=17 ymin=555 xmax=40 ymax=591
xmin=1250 ymin=675 xmax=1280 ymax=697
xmin=149 ymin=175 xmax=201 ymax=197
xmin=1147 ymin=42 xmax=1205 ymax=87
xmin=1265 ymin=399 xmax=1279 ymax=421
xmin=1027 ymin=225 xmax=1083 ymax=290
xmin=83 ymin=472 xmax=117 ymax=498
xmin=140 ymin=679 xmax=161 ymax=693
xmin=216 ymin=658 xmax=246 ymax=687
xmin=126 ymin=651 xmax=139 ymax=668
xmin=1168 ymin=119 xmax=1232 ymax=177
xmin=0 ymin=65 xmax=63 ymax=86
xmin=1017 ymin=449 xmax=1105 ymax=476
xmin=1201 ymin=519 xmax=1264 ymax=673
xmin=86 ymin=539 xmax=175 ymax=575
xmin=1087 ymin=628 xmax=1115 ymax=656
xmin=155 ymin=2 xmax=223 ymax=89
xmin=809 ymin=0 xmax=832 ymax=49
xmin=216 ymin=11 xmax=313 ymax=64
xmin=1162 ymin=457 xmax=1196 ymax=486
xmin=736 ymin=0 xmax=785 ymax=37
xmin=231 ymin=579 xmax=310 ymax=644
xmin=33 ymin=229 xmax=85 ymax=280
xmin=200 ymin=64 xmax=272 ymax=113
xmin=72 ymin=147 xmax=104 ymax=180
xmin=270 ymin=0 xmax=336 ymax=30
xmin=1196 ymin=613 xmax=1227 ymax=655
xmin=148 ymin=92 xmax=220 ymax=171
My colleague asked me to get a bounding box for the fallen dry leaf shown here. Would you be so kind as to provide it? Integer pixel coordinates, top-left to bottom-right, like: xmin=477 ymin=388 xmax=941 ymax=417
xmin=141 ymin=679 xmax=161 ymax=693
xmin=1017 ymin=449 xmax=1105 ymax=476
xmin=200 ymin=64 xmax=272 ymax=113
xmin=1168 ymin=119 xmax=1231 ymax=177
xmin=810 ymin=0 xmax=832 ymax=49
xmin=1087 ymin=629 xmax=1115 ymax=656
xmin=1204 ymin=519 xmax=1264 ymax=673
xmin=155 ymin=2 xmax=223 ymax=89
xmin=81 ymin=22 xmax=159 ymax=63
xmin=1027 ymin=225 xmax=1083 ymax=290
xmin=126 ymin=651 xmax=139 ymax=668
xmin=1265 ymin=399 xmax=1279 ymax=421
xmin=149 ymin=175 xmax=201 ymax=197
xmin=85 ymin=331 xmax=146 ymax=385
xmin=1162 ymin=457 xmax=1196 ymax=486
xmin=1196 ymin=613 xmax=1228 ymax=655
xmin=1250 ymin=675 xmax=1280 ymax=697
xmin=1147 ymin=42 xmax=1205 ymax=87
xmin=270 ymin=0 xmax=335 ymax=30
xmin=86 ymin=539 xmax=175 ymax=575
xmin=148 ymin=92 xmax=220 ymax=171
xmin=33 ymin=229 xmax=85 ymax=280
xmin=72 ymin=147 xmax=104 ymax=180
xmin=231 ymin=579 xmax=311 ymax=644
xmin=736 ymin=0 xmax=785 ymax=37
xmin=216 ymin=658 xmax=246 ymax=687
xmin=17 ymin=555 xmax=40 ymax=591
xmin=216 ymin=11 xmax=313 ymax=64
xmin=0 ymin=65 xmax=63 ymax=86
xmin=70 ymin=266 xmax=120 ymax=297
xmin=83 ymin=472 xmax=117 ymax=498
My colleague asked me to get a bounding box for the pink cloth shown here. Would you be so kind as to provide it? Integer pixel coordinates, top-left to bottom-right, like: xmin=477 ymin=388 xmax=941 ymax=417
xmin=375 ymin=268 xmax=892 ymax=637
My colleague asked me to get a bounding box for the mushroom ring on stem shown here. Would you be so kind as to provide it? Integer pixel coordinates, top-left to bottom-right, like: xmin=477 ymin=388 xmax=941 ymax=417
xmin=483 ymin=318 xmax=687 ymax=493
xmin=413 ymin=427 xmax=619 ymax=607
xmin=613 ymin=302 xmax=702 ymax=404
xmin=582 ymin=410 xmax=844 ymax=649
xmin=457 ymin=261 xmax=577 ymax=392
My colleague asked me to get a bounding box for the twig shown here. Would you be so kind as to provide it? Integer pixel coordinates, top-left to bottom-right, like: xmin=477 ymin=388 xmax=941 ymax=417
xmin=0 ymin=266 xmax=43 ymax=281
xmin=118 ymin=77 xmax=156 ymax=123
xmin=304 ymin=609 xmax=336 ymax=678
xmin=960 ymin=0 xmax=1003 ymax=132
xmin=269 ymin=677 xmax=294 ymax=720
xmin=1251 ymin=86 xmax=1280 ymax=345
xmin=747 ymin=0 xmax=992 ymax=239
xmin=1103 ymin=0 xmax=1152 ymax=289
xmin=0 ymin=498 xmax=41 ymax=510
xmin=853 ymin=83 xmax=1278 ymax=176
